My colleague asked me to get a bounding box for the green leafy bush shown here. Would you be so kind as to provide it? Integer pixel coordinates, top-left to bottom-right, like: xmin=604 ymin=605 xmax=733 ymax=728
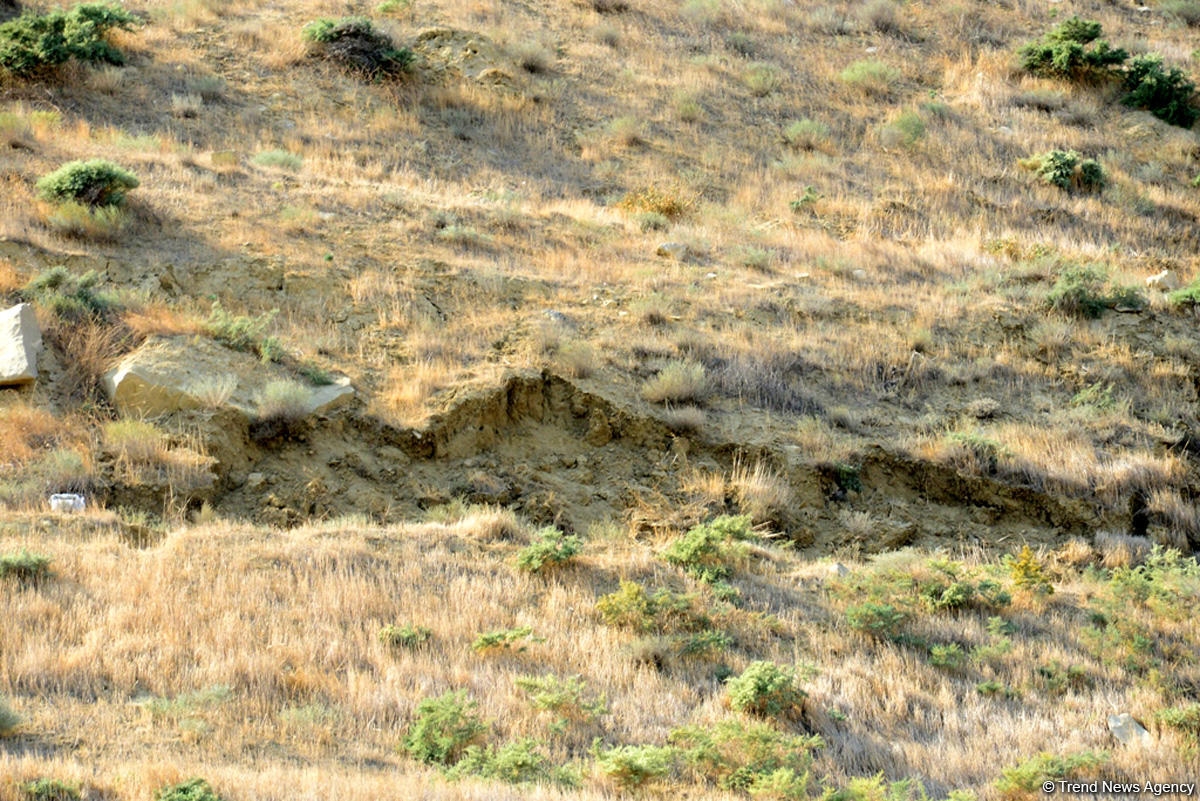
xmin=662 ymin=515 xmax=753 ymax=584
xmin=516 ymin=527 xmax=582 ymax=572
xmin=155 ymin=779 xmax=224 ymax=801
xmin=594 ymin=744 xmax=675 ymax=789
xmin=1157 ymin=703 xmax=1200 ymax=741
xmin=1167 ymin=279 xmax=1200 ymax=307
xmin=595 ymin=580 xmax=711 ymax=633
xmin=996 ymin=751 xmax=1107 ymax=796
xmin=402 ymin=690 xmax=487 ymax=766
xmin=302 ymin=16 xmax=414 ymax=78
xmin=1017 ymin=17 xmax=1127 ymax=82
xmin=0 ymin=3 xmax=139 ymax=77
xmin=0 ymin=548 xmax=52 ymax=583
xmin=1045 ymin=265 xmax=1143 ymax=318
xmin=515 ymin=673 xmax=607 ymax=720
xmin=204 ymin=301 xmax=283 ymax=362
xmin=445 ymin=738 xmax=553 ymax=784
xmin=22 ymin=779 xmax=81 ymax=801
xmin=725 ymin=661 xmax=805 ymax=717
xmin=36 ymin=159 xmax=138 ymax=208
xmin=1020 ymin=149 xmax=1105 ymax=193
xmin=1006 ymin=545 xmax=1054 ymax=595
xmin=471 ymin=625 xmax=540 ymax=654
xmin=1121 ymin=54 xmax=1198 ymax=128
xmin=378 ymin=623 xmax=431 ymax=648
xmin=846 ymin=603 xmax=906 ymax=639
xmin=22 ymin=267 xmax=119 ymax=322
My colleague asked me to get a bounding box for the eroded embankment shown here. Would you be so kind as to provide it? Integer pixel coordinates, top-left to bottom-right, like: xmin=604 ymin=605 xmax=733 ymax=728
xmin=182 ymin=370 xmax=1121 ymax=553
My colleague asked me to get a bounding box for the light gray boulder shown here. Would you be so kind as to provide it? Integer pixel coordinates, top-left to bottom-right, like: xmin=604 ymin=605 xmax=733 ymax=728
xmin=0 ymin=303 xmax=42 ymax=386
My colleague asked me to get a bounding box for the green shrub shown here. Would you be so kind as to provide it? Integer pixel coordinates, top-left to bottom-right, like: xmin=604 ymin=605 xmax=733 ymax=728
xmin=1121 ymin=54 xmax=1198 ymax=128
xmin=996 ymin=751 xmax=1107 ymax=796
xmin=0 ymin=696 xmax=19 ymax=735
xmin=743 ymin=61 xmax=783 ymax=96
xmin=1020 ymin=149 xmax=1105 ymax=192
xmin=880 ymin=110 xmax=925 ymax=148
xmin=402 ymin=690 xmax=487 ymax=766
xmin=1017 ymin=17 xmax=1127 ymax=82
xmin=782 ymin=118 xmax=830 ymax=151
xmin=378 ymin=623 xmax=431 ymax=648
xmin=671 ymin=719 xmax=822 ymax=795
xmin=726 ymin=661 xmax=805 ymax=717
xmin=0 ymin=3 xmax=139 ymax=77
xmin=594 ymin=744 xmax=675 ymax=789
xmin=1157 ymin=703 xmax=1200 ymax=741
xmin=22 ymin=267 xmax=119 ymax=322
xmin=595 ymin=580 xmax=711 ymax=633
xmin=471 ymin=625 xmax=540 ymax=654
xmin=445 ymin=738 xmax=551 ymax=784
xmin=662 ymin=515 xmax=753 ymax=584
xmin=251 ymin=149 xmax=302 ymax=171
xmin=516 ymin=527 xmax=582 ymax=572
xmin=1006 ymin=545 xmax=1054 ymax=594
xmin=302 ymin=16 xmax=414 ymax=78
xmin=1167 ymin=279 xmax=1200 ymax=307
xmin=155 ymin=779 xmax=224 ymax=801
xmin=36 ymin=159 xmax=138 ymax=208
xmin=204 ymin=301 xmax=283 ymax=361
xmin=515 ymin=673 xmax=607 ymax=720
xmin=1045 ymin=266 xmax=1143 ymax=318
xmin=846 ymin=603 xmax=906 ymax=639
xmin=928 ymin=643 xmax=966 ymax=671
xmin=0 ymin=549 xmax=52 ymax=583
xmin=22 ymin=779 xmax=81 ymax=801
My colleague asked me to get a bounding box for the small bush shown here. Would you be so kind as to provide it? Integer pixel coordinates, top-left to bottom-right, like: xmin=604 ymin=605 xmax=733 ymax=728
xmin=515 ymin=527 xmax=582 ymax=572
xmin=880 ymin=110 xmax=925 ymax=149
xmin=1020 ymin=149 xmax=1105 ymax=193
xmin=0 ymin=696 xmax=19 ymax=735
xmin=595 ymin=580 xmax=710 ymax=634
xmin=594 ymin=744 xmax=675 ymax=789
xmin=251 ymin=150 xmax=302 ymax=171
xmin=446 ymin=738 xmax=551 ymax=784
xmin=726 ymin=661 xmax=805 ymax=717
xmin=1157 ymin=703 xmax=1200 ymax=741
xmin=0 ymin=3 xmax=139 ymax=77
xmin=670 ymin=719 xmax=822 ymax=795
xmin=1167 ymin=279 xmax=1200 ymax=307
xmin=22 ymin=267 xmax=119 ymax=322
xmin=302 ymin=16 xmax=414 ymax=78
xmin=402 ymin=690 xmax=487 ymax=765
xmin=928 ymin=643 xmax=966 ymax=671
xmin=1045 ymin=266 xmax=1143 ymax=318
xmin=515 ymin=674 xmax=607 ymax=720
xmin=471 ymin=626 xmax=539 ymax=654
xmin=662 ymin=515 xmax=752 ymax=584
xmin=1006 ymin=545 xmax=1054 ymax=595
xmin=1121 ymin=54 xmax=1198 ymax=128
xmin=846 ymin=603 xmax=906 ymax=639
xmin=22 ymin=779 xmax=80 ymax=801
xmin=378 ymin=623 xmax=431 ymax=648
xmin=1017 ymin=18 xmax=1127 ymax=82
xmin=155 ymin=779 xmax=224 ymax=801
xmin=839 ymin=59 xmax=900 ymax=96
xmin=782 ymin=118 xmax=830 ymax=151
xmin=617 ymin=186 xmax=692 ymax=219
xmin=204 ymin=301 xmax=282 ymax=361
xmin=0 ymin=549 xmax=52 ymax=583
xmin=643 ymin=360 xmax=708 ymax=404
xmin=996 ymin=751 xmax=1107 ymax=797
xmin=743 ymin=61 xmax=783 ymax=96
xmin=36 ymin=159 xmax=138 ymax=208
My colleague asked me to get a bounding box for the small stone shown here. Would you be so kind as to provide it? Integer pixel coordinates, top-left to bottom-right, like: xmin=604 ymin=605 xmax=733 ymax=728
xmin=851 ymin=269 xmax=868 ymax=281
xmin=656 ymin=242 xmax=688 ymax=260
xmin=246 ymin=472 xmax=266 ymax=490
xmin=1145 ymin=269 xmax=1180 ymax=292
xmin=1107 ymin=713 xmax=1152 ymax=747
xmin=49 ymin=493 xmax=85 ymax=513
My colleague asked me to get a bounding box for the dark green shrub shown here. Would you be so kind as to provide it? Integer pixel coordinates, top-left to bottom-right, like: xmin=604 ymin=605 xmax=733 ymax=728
xmin=378 ymin=623 xmax=431 ymax=648
xmin=402 ymin=690 xmax=487 ymax=765
xmin=725 ymin=660 xmax=805 ymax=717
xmin=155 ymin=779 xmax=224 ymax=801
xmin=1045 ymin=266 xmax=1143 ymax=318
xmin=515 ymin=527 xmax=582 ymax=572
xmin=1121 ymin=54 xmax=1198 ymax=128
xmin=22 ymin=779 xmax=81 ymax=801
xmin=594 ymin=744 xmax=675 ymax=789
xmin=0 ymin=548 xmax=52 ymax=583
xmin=1017 ymin=17 xmax=1127 ymax=82
xmin=0 ymin=3 xmax=139 ymax=77
xmin=846 ymin=603 xmax=906 ymax=639
xmin=301 ymin=16 xmax=414 ymax=78
xmin=1019 ymin=149 xmax=1105 ymax=193
xmin=445 ymin=738 xmax=551 ymax=784
xmin=662 ymin=515 xmax=752 ymax=584
xmin=36 ymin=159 xmax=138 ymax=208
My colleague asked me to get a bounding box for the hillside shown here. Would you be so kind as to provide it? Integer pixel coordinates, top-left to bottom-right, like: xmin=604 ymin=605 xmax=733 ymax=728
xmin=1 ymin=0 xmax=1200 ymax=796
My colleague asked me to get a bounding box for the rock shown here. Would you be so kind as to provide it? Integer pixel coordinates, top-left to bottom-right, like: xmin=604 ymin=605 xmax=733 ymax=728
xmin=304 ymin=377 xmax=355 ymax=416
xmin=851 ymin=269 xmax=868 ymax=282
xmin=0 ymin=303 xmax=42 ymax=386
xmin=656 ymin=242 xmax=688 ymax=260
xmin=49 ymin=493 xmax=85 ymax=513
xmin=1107 ymin=713 xmax=1152 ymax=747
xmin=1145 ymin=269 xmax=1180 ymax=291
xmin=245 ymin=472 xmax=266 ymax=490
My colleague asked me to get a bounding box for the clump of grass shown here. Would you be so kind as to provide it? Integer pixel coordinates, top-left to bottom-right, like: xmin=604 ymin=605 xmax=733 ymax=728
xmin=378 ymin=623 xmax=432 ymax=648
xmin=730 ymin=460 xmax=791 ymax=525
xmin=0 ymin=549 xmax=52 ymax=583
xmin=782 ymin=118 xmax=830 ymax=151
xmin=22 ymin=267 xmax=120 ymax=322
xmin=743 ymin=61 xmax=782 ymax=96
xmin=21 ymin=778 xmax=80 ymax=801
xmin=254 ymin=380 xmax=311 ymax=425
xmin=44 ymin=201 xmax=129 ymax=241
xmin=839 ymin=59 xmax=900 ymax=96
xmin=155 ymin=778 xmax=225 ymax=801
xmin=617 ymin=186 xmax=692 ymax=220
xmin=643 ymin=360 xmax=708 ymax=404
xmin=996 ymin=751 xmax=1107 ymax=798
xmin=471 ymin=626 xmax=540 ymax=654
xmin=204 ymin=301 xmax=283 ymax=361
xmin=879 ymin=110 xmax=925 ymax=149
xmin=251 ymin=149 xmax=302 ymax=171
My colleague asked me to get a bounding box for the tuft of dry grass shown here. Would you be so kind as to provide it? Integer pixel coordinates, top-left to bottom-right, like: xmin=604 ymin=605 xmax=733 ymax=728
xmin=642 ymin=360 xmax=708 ymax=404
xmin=728 ymin=458 xmax=791 ymax=525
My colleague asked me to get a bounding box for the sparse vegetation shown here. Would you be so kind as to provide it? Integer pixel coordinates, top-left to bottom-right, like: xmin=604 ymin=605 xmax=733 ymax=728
xmin=21 ymin=778 xmax=81 ymax=801
xmin=0 ymin=549 xmax=51 ymax=583
xmin=378 ymin=623 xmax=432 ymax=648
xmin=155 ymin=779 xmax=224 ymax=801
